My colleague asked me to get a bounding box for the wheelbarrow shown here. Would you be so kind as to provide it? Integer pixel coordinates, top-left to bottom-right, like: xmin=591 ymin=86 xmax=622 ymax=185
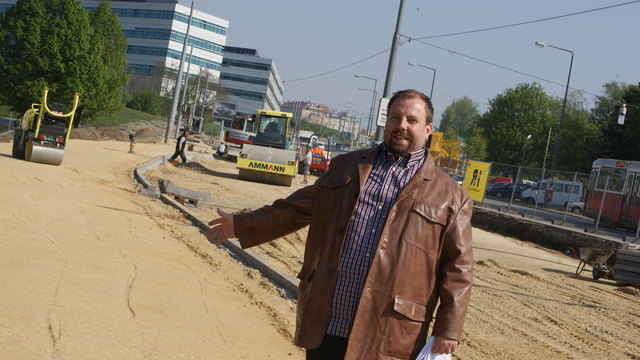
xmin=575 ymin=247 xmax=615 ymax=280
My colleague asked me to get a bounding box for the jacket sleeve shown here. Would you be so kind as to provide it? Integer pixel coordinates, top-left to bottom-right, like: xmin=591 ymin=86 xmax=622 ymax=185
xmin=234 ymin=183 xmax=317 ymax=249
xmin=431 ymin=192 xmax=474 ymax=341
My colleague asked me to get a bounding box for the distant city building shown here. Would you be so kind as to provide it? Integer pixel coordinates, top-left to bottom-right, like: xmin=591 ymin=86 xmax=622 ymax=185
xmin=219 ymin=46 xmax=284 ymax=115
xmin=0 ymin=0 xmax=229 ymax=93
xmin=281 ymin=101 xmax=359 ymax=140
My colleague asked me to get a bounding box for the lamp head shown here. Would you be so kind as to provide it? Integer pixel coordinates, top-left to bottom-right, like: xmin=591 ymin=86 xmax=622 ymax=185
xmin=354 ymin=74 xmax=361 ymax=79
xmin=534 ymin=41 xmax=546 ymax=48
xmin=408 ymin=61 xmax=417 ymax=66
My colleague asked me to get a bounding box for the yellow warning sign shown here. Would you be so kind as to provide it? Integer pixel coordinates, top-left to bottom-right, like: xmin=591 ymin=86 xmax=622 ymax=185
xmin=463 ymin=160 xmax=491 ymax=202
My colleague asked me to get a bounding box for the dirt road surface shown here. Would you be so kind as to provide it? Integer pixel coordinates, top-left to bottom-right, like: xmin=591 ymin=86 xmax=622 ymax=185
xmin=1 ymin=137 xmax=638 ymax=359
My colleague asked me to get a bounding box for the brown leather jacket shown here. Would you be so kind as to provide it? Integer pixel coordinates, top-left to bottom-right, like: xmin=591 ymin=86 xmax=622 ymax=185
xmin=235 ymin=146 xmax=473 ymax=360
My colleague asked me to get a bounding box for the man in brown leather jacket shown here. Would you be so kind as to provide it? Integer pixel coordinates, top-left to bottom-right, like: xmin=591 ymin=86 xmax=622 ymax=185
xmin=205 ymin=89 xmax=473 ymax=360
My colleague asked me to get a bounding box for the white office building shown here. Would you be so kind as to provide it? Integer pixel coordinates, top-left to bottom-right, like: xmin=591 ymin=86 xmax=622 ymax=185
xmin=0 ymin=0 xmax=229 ymax=92
xmin=220 ymin=47 xmax=284 ymax=116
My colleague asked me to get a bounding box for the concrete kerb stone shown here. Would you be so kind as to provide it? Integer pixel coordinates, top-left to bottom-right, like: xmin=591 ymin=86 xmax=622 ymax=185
xmin=133 ymin=153 xmax=300 ymax=298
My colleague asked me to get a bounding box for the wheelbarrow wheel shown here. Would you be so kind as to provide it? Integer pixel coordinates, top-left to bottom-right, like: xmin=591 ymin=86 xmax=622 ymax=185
xmin=592 ymin=265 xmax=603 ymax=280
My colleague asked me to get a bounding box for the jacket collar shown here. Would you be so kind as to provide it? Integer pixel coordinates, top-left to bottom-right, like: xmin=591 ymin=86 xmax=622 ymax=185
xmin=355 ymin=145 xmax=436 ymax=190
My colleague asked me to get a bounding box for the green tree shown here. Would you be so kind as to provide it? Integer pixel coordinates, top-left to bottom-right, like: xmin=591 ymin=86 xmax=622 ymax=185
xmin=555 ymin=92 xmax=599 ymax=172
xmin=439 ymin=96 xmax=480 ymax=139
xmin=0 ymin=0 xmax=127 ymax=118
xmin=127 ymin=90 xmax=164 ymax=116
xmin=478 ymin=83 xmax=556 ymax=166
xmin=88 ymin=0 xmax=129 ymax=115
xmin=463 ymin=125 xmax=488 ymax=161
xmin=593 ymin=82 xmax=640 ymax=162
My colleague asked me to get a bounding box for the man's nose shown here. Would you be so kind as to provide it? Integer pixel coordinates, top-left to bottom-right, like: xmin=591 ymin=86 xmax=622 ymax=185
xmin=396 ymin=117 xmax=409 ymax=129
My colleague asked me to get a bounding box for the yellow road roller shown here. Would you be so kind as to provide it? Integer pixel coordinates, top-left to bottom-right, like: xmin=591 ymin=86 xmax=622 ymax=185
xmin=12 ymin=88 xmax=80 ymax=165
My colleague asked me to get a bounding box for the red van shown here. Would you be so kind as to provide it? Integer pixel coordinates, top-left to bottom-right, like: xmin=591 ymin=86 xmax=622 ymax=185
xmin=490 ymin=177 xmax=513 ymax=185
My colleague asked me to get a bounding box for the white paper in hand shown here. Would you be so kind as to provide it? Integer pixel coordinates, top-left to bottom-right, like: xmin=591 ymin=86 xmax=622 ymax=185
xmin=415 ymin=336 xmax=452 ymax=360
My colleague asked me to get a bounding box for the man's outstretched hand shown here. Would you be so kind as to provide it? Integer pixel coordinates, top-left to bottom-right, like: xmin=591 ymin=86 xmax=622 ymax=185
xmin=204 ymin=208 xmax=236 ymax=245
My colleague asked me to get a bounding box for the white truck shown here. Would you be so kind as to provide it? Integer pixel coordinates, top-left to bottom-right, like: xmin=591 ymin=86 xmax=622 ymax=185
xmin=298 ymin=130 xmax=317 ymax=148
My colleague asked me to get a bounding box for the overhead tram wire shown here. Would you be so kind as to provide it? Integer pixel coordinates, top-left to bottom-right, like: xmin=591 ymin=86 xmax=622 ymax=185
xmin=409 ymin=0 xmax=640 ymax=41
xmin=282 ymin=42 xmax=409 ymax=83
xmin=401 ymin=35 xmax=600 ymax=98
xmin=409 ymin=0 xmax=487 ymax=101
xmin=279 ymin=1 xmax=640 ymax=89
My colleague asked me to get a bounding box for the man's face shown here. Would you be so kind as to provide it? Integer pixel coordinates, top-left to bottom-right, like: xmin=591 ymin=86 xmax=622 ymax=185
xmin=383 ymin=96 xmax=433 ymax=155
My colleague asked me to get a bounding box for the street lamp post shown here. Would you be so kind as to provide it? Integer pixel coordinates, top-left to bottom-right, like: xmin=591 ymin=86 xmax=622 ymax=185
xmin=535 ymin=41 xmax=574 ymax=173
xmin=358 ymin=87 xmax=376 ymax=143
xmin=355 ymin=75 xmax=378 ymax=142
xmin=521 ymin=134 xmax=532 ymax=165
xmin=407 ymin=61 xmax=436 ymax=99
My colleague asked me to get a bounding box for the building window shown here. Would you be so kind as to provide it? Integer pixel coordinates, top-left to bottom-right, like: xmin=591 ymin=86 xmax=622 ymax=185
xmin=127 ymin=45 xmax=221 ymax=71
xmin=222 ymin=58 xmax=270 ymax=72
xmin=227 ymin=89 xmax=264 ymax=101
xmin=112 ymin=8 xmax=227 ymax=36
xmin=123 ymin=28 xmax=224 ymax=54
xmin=220 ymin=73 xmax=268 ymax=86
xmin=128 ymin=63 xmax=156 ymax=75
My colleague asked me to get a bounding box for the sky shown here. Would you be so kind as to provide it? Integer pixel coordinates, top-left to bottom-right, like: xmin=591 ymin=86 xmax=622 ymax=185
xmin=181 ymin=0 xmax=640 ymax=130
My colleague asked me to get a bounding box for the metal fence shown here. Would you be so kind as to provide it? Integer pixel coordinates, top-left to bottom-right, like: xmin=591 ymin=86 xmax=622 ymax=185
xmin=435 ymin=155 xmax=639 ymax=239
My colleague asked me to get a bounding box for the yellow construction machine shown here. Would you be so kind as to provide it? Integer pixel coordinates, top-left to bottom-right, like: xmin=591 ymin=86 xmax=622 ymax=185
xmin=12 ymin=88 xmax=80 ymax=165
xmin=236 ymin=109 xmax=298 ymax=186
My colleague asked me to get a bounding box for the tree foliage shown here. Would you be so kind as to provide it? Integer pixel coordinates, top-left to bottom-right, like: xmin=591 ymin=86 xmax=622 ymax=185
xmin=88 ymin=0 xmax=129 ymax=115
xmin=478 ymin=83 xmax=557 ymax=166
xmin=127 ymin=90 xmax=164 ymax=116
xmin=593 ymin=82 xmax=640 ymax=162
xmin=0 ymin=0 xmax=128 ymax=118
xmin=439 ymin=96 xmax=480 ymax=139
xmin=463 ymin=125 xmax=488 ymax=161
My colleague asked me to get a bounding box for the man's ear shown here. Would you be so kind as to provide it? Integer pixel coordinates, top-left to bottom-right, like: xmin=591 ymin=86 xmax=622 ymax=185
xmin=425 ymin=123 xmax=433 ymax=136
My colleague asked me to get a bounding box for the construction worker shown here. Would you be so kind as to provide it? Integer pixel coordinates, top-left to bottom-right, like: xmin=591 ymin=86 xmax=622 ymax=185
xmin=169 ymin=127 xmax=189 ymax=164
xmin=301 ymin=145 xmax=312 ymax=184
xmin=128 ymin=130 xmax=136 ymax=153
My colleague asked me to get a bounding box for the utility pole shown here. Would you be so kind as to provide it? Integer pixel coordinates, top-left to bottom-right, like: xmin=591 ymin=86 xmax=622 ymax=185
xmin=375 ymin=0 xmax=405 ymax=143
xmin=176 ymin=45 xmax=194 ymax=138
xmin=164 ymin=1 xmax=194 ymax=143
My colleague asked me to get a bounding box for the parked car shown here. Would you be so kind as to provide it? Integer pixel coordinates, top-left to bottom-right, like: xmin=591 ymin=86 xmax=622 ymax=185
xmin=486 ymin=182 xmax=532 ymax=199
xmin=566 ymin=201 xmax=584 ymax=214
xmin=485 ymin=182 xmax=510 ymax=194
xmin=489 ymin=177 xmax=513 ymax=185
xmin=520 ymin=179 xmax=584 ymax=207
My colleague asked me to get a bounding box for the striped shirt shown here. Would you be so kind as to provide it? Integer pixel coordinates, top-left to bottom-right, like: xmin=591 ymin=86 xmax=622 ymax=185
xmin=326 ymin=144 xmax=426 ymax=337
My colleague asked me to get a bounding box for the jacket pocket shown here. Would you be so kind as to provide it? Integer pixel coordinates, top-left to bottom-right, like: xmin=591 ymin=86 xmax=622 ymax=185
xmin=319 ymin=174 xmax=351 ymax=188
xmin=379 ymin=295 xmax=429 ymax=359
xmin=402 ymin=201 xmax=448 ymax=254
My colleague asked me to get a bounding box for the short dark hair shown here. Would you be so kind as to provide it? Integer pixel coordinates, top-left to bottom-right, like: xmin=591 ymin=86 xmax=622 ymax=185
xmin=387 ymin=89 xmax=434 ymax=124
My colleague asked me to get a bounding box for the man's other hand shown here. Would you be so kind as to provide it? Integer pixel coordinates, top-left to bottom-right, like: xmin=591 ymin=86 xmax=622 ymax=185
xmin=204 ymin=208 xmax=236 ymax=245
xmin=431 ymin=336 xmax=458 ymax=354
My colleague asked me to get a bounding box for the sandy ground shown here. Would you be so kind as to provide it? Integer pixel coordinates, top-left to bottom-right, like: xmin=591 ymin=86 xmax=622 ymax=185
xmin=1 ymin=136 xmax=639 ymax=359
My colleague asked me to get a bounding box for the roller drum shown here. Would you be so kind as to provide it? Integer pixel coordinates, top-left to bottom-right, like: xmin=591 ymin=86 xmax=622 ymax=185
xmin=25 ymin=140 xmax=64 ymax=165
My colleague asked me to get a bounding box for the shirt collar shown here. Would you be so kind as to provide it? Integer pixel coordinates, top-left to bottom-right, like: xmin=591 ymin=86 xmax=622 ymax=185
xmin=379 ymin=143 xmax=426 ymax=167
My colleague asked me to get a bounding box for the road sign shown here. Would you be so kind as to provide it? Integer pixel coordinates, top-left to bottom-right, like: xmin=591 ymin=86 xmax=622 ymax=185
xmin=463 ymin=160 xmax=491 ymax=202
xmin=376 ymin=97 xmax=389 ymax=127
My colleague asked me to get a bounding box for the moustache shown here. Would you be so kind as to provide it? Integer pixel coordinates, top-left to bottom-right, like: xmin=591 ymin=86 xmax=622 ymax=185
xmin=392 ymin=131 xmax=410 ymax=139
